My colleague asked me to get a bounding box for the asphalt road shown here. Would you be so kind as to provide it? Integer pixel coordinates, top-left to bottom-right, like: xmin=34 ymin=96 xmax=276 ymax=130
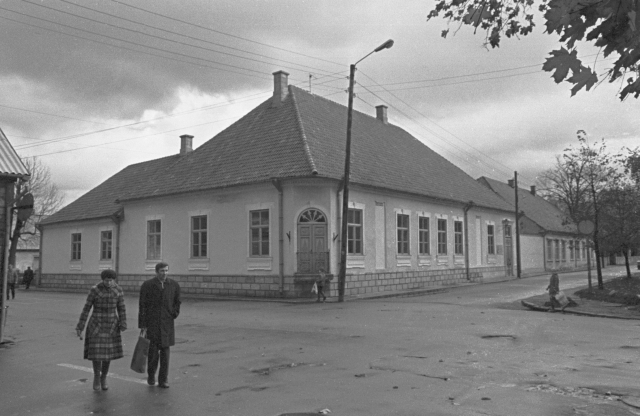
xmin=2 ymin=266 xmax=640 ymax=416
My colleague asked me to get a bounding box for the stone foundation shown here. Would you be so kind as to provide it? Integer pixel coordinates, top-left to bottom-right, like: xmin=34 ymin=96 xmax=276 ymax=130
xmin=40 ymin=266 xmax=506 ymax=299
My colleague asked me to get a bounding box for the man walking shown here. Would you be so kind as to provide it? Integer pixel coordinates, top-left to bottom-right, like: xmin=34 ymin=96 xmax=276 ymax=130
xmin=138 ymin=262 xmax=181 ymax=388
xmin=23 ymin=267 xmax=34 ymax=289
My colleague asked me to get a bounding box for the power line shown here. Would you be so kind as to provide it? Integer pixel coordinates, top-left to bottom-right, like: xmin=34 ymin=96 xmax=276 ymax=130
xmin=23 ymin=0 xmax=343 ymax=80
xmin=0 ymin=103 xmax=108 ymax=124
xmin=110 ymin=0 xmax=344 ymax=68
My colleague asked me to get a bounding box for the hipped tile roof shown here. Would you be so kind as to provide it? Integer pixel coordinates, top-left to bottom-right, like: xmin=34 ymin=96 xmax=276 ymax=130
xmin=42 ymin=85 xmax=512 ymax=225
xmin=477 ymin=176 xmax=577 ymax=234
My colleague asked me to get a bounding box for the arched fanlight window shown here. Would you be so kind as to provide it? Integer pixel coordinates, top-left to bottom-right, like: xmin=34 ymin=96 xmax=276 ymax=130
xmin=298 ymin=209 xmax=326 ymax=223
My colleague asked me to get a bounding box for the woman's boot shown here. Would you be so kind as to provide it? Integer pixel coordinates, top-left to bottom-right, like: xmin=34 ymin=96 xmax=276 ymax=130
xmin=92 ymin=361 xmax=101 ymax=391
xmin=100 ymin=361 xmax=110 ymax=390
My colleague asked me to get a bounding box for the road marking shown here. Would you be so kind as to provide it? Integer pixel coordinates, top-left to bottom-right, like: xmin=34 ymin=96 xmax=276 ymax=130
xmin=58 ymin=363 xmax=147 ymax=384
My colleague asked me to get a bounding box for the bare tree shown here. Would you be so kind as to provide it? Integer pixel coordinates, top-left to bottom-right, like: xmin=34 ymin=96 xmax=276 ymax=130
xmin=9 ymin=157 xmax=65 ymax=267
xmin=538 ymin=134 xmax=619 ymax=289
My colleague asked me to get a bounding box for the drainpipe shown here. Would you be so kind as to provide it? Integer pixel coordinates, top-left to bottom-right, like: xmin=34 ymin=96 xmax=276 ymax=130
xmin=36 ymin=223 xmax=43 ymax=287
xmin=463 ymin=201 xmax=474 ymax=281
xmin=111 ymin=209 xmax=123 ymax=277
xmin=271 ymin=179 xmax=284 ymax=297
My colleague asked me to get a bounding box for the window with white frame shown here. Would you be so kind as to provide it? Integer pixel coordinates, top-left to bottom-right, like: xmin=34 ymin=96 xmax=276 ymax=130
xmin=569 ymin=240 xmax=574 ymax=261
xmin=71 ymin=233 xmax=82 ymax=261
xmin=100 ymin=230 xmax=112 ymax=261
xmin=554 ymin=239 xmax=560 ymax=261
xmin=147 ymin=219 xmax=162 ymax=260
xmin=575 ymin=240 xmax=580 ymax=260
xmin=454 ymin=220 xmax=464 ymax=255
xmin=418 ymin=216 xmax=430 ymax=255
xmin=437 ymin=218 xmax=447 ymax=255
xmin=191 ymin=215 xmax=208 ymax=258
xmin=250 ymin=209 xmax=269 ymax=256
xmin=487 ymin=224 xmax=495 ymax=255
xmin=347 ymin=208 xmax=363 ymax=255
xmin=397 ymin=213 xmax=410 ymax=255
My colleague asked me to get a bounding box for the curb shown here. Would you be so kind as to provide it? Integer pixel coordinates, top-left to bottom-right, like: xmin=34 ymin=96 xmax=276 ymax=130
xmin=520 ymin=300 xmax=640 ymax=320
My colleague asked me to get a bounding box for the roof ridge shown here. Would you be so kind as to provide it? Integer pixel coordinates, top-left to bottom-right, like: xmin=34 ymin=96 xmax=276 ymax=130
xmin=289 ymin=87 xmax=318 ymax=175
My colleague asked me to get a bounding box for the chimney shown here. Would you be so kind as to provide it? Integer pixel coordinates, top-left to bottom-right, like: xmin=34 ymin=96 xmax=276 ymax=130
xmin=530 ymin=185 xmax=536 ymax=196
xmin=507 ymin=179 xmax=514 ymax=188
xmin=180 ymin=134 xmax=193 ymax=154
xmin=376 ymin=105 xmax=388 ymax=124
xmin=272 ymin=70 xmax=290 ymax=108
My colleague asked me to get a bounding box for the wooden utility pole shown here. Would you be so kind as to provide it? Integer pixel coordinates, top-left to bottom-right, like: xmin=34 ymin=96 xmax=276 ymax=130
xmin=514 ymin=172 xmax=521 ymax=278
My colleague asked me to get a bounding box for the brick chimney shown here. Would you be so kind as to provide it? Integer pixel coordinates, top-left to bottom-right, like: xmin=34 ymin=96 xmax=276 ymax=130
xmin=376 ymin=105 xmax=388 ymax=124
xmin=180 ymin=134 xmax=193 ymax=154
xmin=272 ymin=70 xmax=289 ymax=108
xmin=507 ymin=179 xmax=514 ymax=188
xmin=530 ymin=185 xmax=536 ymax=196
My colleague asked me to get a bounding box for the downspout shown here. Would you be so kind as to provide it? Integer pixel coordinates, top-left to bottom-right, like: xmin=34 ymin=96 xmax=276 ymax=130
xmin=36 ymin=223 xmax=43 ymax=287
xmin=271 ymin=179 xmax=284 ymax=297
xmin=111 ymin=209 xmax=123 ymax=277
xmin=463 ymin=201 xmax=474 ymax=281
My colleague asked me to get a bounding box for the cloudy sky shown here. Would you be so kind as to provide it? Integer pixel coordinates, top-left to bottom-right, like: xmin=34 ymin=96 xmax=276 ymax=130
xmin=1 ymin=0 xmax=638 ymax=206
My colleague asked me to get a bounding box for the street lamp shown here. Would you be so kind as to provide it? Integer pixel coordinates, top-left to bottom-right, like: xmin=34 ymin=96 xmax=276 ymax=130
xmin=338 ymin=39 xmax=394 ymax=302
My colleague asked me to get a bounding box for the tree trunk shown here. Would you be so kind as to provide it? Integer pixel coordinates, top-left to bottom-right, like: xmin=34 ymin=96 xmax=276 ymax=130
xmin=623 ymin=249 xmax=631 ymax=278
xmin=8 ymin=217 xmax=24 ymax=267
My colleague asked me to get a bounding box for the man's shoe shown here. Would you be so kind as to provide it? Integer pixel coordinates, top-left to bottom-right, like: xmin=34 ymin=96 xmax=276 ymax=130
xmin=147 ymin=375 xmax=156 ymax=386
xmin=158 ymin=382 xmax=170 ymax=388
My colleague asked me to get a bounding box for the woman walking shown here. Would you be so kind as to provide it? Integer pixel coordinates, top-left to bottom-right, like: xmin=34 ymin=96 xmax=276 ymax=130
xmin=76 ymin=269 xmax=127 ymax=391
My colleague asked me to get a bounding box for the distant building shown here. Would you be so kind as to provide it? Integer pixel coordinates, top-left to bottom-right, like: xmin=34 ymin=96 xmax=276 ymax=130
xmin=39 ymin=71 xmax=518 ymax=299
xmin=477 ymin=176 xmax=589 ymax=275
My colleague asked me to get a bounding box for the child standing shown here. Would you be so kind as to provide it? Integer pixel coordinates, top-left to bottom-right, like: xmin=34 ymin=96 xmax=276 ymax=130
xmin=316 ymin=268 xmax=327 ymax=303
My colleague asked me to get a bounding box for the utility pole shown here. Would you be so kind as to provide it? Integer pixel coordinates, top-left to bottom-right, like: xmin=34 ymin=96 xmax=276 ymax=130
xmin=338 ymin=39 xmax=394 ymax=302
xmin=514 ymin=171 xmax=521 ymax=278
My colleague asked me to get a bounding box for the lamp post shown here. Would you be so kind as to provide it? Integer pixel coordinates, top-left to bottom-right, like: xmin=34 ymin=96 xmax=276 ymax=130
xmin=338 ymin=39 xmax=394 ymax=302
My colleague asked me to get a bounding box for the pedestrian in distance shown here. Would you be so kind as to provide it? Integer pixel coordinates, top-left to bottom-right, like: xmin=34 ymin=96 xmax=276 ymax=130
xmin=138 ymin=262 xmax=181 ymax=389
xmin=316 ymin=268 xmax=327 ymax=303
xmin=75 ymin=269 xmax=127 ymax=391
xmin=7 ymin=264 xmax=18 ymax=300
xmin=23 ymin=266 xmax=34 ymax=289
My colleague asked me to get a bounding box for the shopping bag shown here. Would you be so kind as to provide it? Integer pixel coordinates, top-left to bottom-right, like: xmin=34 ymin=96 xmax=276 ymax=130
xmin=554 ymin=291 xmax=569 ymax=307
xmin=130 ymin=329 xmax=150 ymax=373
xmin=311 ymin=282 xmax=318 ymax=294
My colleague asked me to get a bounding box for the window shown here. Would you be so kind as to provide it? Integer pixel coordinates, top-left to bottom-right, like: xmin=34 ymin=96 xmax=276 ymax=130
xmin=554 ymin=239 xmax=560 ymax=261
xmin=347 ymin=208 xmax=363 ymax=255
xmin=71 ymin=233 xmax=82 ymax=261
xmin=487 ymin=224 xmax=495 ymax=255
xmin=191 ymin=215 xmax=207 ymax=258
xmin=250 ymin=210 xmax=269 ymax=256
xmin=569 ymin=240 xmax=574 ymax=261
xmin=575 ymin=240 xmax=581 ymax=260
xmin=547 ymin=239 xmax=553 ymax=260
xmin=561 ymin=240 xmax=566 ymax=261
xmin=397 ymin=214 xmax=409 ymax=255
xmin=100 ymin=230 xmax=112 ymax=261
xmin=419 ymin=216 xmax=430 ymax=255
xmin=454 ymin=220 xmax=464 ymax=255
xmin=147 ymin=219 xmax=162 ymax=260
xmin=437 ymin=218 xmax=447 ymax=255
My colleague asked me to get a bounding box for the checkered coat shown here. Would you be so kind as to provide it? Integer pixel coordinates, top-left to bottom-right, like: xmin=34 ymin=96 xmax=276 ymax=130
xmin=76 ymin=282 xmax=127 ymax=361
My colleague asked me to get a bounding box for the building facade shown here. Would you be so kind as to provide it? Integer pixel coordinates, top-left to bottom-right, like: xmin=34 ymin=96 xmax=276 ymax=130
xmin=40 ymin=72 xmax=518 ymax=298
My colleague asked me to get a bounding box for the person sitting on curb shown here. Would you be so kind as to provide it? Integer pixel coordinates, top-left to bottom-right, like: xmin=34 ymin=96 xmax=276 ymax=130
xmin=546 ymin=272 xmax=569 ymax=312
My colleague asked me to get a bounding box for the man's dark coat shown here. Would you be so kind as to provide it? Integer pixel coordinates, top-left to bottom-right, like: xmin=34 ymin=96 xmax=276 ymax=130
xmin=138 ymin=277 xmax=181 ymax=347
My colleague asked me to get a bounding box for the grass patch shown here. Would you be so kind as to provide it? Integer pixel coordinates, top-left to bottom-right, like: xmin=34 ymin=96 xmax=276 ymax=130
xmin=574 ymin=272 xmax=640 ymax=305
